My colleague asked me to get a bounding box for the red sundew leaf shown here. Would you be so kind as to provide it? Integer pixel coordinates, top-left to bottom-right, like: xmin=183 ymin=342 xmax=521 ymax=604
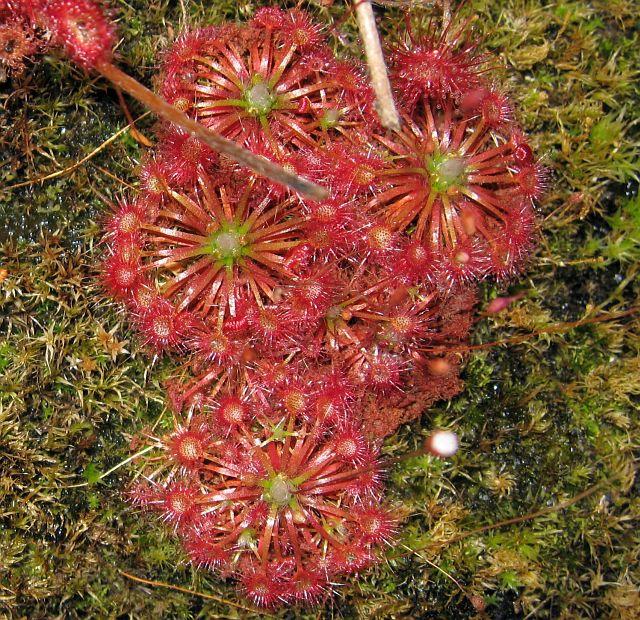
xmin=40 ymin=0 xmax=115 ymax=69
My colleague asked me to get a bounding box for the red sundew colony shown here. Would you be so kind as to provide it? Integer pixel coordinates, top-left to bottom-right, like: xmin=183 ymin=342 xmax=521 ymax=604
xmin=130 ymin=394 xmax=395 ymax=606
xmin=91 ymin=2 xmax=545 ymax=607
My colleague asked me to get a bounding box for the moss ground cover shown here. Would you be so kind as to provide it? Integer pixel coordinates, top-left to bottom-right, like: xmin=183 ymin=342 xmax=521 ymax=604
xmin=1 ymin=1 xmax=638 ymax=617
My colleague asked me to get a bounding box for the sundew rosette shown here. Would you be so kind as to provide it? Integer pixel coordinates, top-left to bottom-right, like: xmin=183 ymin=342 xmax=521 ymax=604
xmin=375 ymin=12 xmax=545 ymax=291
xmin=128 ymin=388 xmax=396 ymax=607
xmin=160 ymin=7 xmax=373 ymax=159
xmin=368 ymin=96 xmax=544 ymax=290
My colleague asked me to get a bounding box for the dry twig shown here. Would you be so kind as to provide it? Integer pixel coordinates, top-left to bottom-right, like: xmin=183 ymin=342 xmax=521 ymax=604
xmin=354 ymin=1 xmax=401 ymax=130
xmin=6 ymin=112 xmax=151 ymax=190
xmin=119 ymin=570 xmax=270 ymax=616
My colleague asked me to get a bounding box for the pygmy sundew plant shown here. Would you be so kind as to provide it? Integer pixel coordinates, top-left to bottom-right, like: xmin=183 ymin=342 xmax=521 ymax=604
xmin=161 ymin=7 xmax=373 ymax=159
xmin=127 ymin=173 xmax=307 ymax=322
xmin=369 ymin=98 xmax=543 ymax=289
xmin=0 ymin=6 xmax=41 ymax=78
xmin=3 ymin=0 xmax=327 ymax=198
xmin=130 ymin=392 xmax=395 ymax=606
xmin=0 ymin=0 xmax=116 ymax=72
xmin=363 ymin=18 xmax=546 ymax=291
xmin=390 ymin=13 xmax=492 ymax=110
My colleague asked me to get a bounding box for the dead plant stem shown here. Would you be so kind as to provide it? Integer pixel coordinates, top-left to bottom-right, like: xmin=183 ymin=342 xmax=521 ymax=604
xmin=354 ymin=1 xmax=401 ymax=130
